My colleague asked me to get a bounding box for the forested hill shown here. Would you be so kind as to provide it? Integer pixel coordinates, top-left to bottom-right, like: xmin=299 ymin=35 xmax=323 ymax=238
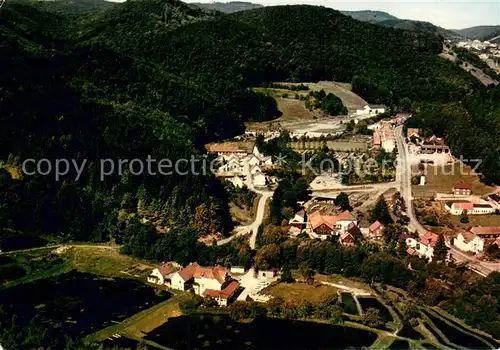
xmin=340 ymin=10 xmax=398 ymax=23
xmin=0 ymin=0 xmax=489 ymax=248
xmin=454 ymin=25 xmax=500 ymax=41
xmin=377 ymin=19 xmax=461 ymax=39
xmin=190 ymin=1 xmax=263 ymax=13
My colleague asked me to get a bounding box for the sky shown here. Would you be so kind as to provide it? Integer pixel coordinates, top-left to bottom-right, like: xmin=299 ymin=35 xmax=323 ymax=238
xmin=183 ymin=0 xmax=500 ymax=29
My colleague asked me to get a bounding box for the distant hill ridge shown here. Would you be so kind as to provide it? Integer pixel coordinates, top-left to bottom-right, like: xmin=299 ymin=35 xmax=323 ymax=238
xmin=190 ymin=1 xmax=263 ymax=13
xmin=453 ymin=25 xmax=500 ymax=40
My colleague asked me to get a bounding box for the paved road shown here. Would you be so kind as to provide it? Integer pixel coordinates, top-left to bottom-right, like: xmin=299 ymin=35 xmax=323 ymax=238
xmin=395 ymin=126 xmax=427 ymax=235
xmin=395 ymin=125 xmax=500 ymax=276
xmin=217 ymin=163 xmax=273 ymax=249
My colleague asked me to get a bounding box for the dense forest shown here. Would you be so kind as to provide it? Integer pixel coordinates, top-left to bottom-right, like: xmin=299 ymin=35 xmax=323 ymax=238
xmin=406 ymin=85 xmax=500 ymax=184
xmin=0 ymin=0 xmax=497 ymax=253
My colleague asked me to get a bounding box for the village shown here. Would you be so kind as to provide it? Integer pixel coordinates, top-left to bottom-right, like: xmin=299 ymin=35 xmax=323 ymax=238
xmin=143 ymin=103 xmax=500 ymax=310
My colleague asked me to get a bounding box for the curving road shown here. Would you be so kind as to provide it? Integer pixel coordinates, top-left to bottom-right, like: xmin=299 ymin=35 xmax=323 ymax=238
xmin=217 ymin=163 xmax=273 ymax=249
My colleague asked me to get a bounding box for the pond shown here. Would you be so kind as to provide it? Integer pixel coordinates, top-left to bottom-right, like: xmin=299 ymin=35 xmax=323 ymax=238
xmin=357 ymin=297 xmax=393 ymax=322
xmin=101 ymin=336 xmax=142 ymax=349
xmin=388 ymin=339 xmax=410 ymax=349
xmin=422 ymin=310 xmax=493 ymax=349
xmin=340 ymin=292 xmax=359 ymax=315
xmin=435 ymin=310 xmax=500 ymax=348
xmin=398 ymin=323 xmax=424 ymax=340
xmin=145 ymin=313 xmax=378 ymax=349
xmin=0 ymin=270 xmax=170 ymax=338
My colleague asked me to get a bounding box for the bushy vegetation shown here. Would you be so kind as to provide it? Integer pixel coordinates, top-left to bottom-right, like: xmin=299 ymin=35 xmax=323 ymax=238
xmin=305 ymin=90 xmax=348 ymax=116
xmin=406 ymin=85 xmax=500 ymax=184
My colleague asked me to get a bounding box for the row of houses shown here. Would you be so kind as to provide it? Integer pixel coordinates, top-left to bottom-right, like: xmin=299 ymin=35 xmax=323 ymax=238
xmin=407 ymin=129 xmax=450 ymax=155
xmin=208 ymin=144 xmax=277 ymax=188
xmin=289 ymin=209 xmax=360 ymax=245
xmin=148 ymin=262 xmax=241 ymax=306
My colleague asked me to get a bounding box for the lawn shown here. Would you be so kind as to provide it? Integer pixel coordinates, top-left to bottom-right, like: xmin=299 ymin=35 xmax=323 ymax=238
xmin=68 ymin=246 xmax=153 ymax=278
xmin=449 ymin=213 xmax=500 ymax=229
xmin=412 ymin=162 xmax=496 ymax=198
xmin=261 ymin=282 xmax=338 ymax=304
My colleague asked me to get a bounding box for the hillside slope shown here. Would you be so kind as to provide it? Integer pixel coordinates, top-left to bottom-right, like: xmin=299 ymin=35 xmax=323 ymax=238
xmin=190 ymin=1 xmax=263 ymax=13
xmin=378 ymin=19 xmax=461 ymax=39
xmin=454 ymin=25 xmax=500 ymax=40
xmin=340 ymin=10 xmax=398 ymax=23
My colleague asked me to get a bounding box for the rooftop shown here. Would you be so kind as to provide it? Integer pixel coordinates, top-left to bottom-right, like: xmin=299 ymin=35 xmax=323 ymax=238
xmin=470 ymin=227 xmax=500 ymax=236
xmin=454 ymin=181 xmax=473 ymax=190
xmin=419 ymin=232 xmax=440 ymax=248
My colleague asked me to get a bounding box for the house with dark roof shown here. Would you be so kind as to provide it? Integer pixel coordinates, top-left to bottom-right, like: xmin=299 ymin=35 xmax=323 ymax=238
xmin=453 ymin=182 xmax=473 ymax=196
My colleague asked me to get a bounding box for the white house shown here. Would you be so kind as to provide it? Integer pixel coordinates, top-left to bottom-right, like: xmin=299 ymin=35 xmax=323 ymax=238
xmin=454 ymin=232 xmax=484 ymax=254
xmin=253 ymin=173 xmax=267 ymax=187
xmin=356 ymin=104 xmax=386 ymax=116
xmin=230 ymin=176 xmax=245 ymax=188
xmin=148 ymin=262 xmax=179 ymax=286
xmin=250 ymin=164 xmax=263 ymax=175
xmin=406 ymin=232 xmax=440 ymax=261
xmin=170 ymin=263 xmax=240 ymax=305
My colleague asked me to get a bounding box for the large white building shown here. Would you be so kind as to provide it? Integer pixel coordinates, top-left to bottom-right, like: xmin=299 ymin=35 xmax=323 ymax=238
xmin=170 ymin=263 xmax=240 ymax=306
xmin=444 ymin=201 xmax=495 ymax=215
xmin=356 ymin=104 xmax=386 ymax=116
xmin=454 ymin=232 xmax=484 ymax=254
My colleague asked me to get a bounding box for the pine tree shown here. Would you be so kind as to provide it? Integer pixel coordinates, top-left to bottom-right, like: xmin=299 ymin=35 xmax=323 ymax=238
xmin=370 ymin=195 xmax=391 ymax=224
xmin=460 ymin=210 xmax=469 ymax=223
xmin=397 ymin=238 xmax=408 ymax=258
xmin=433 ymin=233 xmax=448 ymax=263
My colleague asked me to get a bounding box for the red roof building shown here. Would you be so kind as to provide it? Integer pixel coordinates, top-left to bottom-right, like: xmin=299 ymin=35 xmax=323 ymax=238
xmin=453 ymin=182 xmax=473 ymax=196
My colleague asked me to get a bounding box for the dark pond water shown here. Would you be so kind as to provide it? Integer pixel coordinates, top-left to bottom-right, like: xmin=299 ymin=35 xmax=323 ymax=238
xmin=340 ymin=292 xmax=358 ymax=315
xmin=145 ymin=313 xmax=378 ymax=349
xmin=101 ymin=336 xmax=143 ymax=349
xmin=436 ymin=310 xmax=500 ymax=348
xmin=422 ymin=310 xmax=492 ymax=349
xmin=357 ymin=297 xmax=393 ymax=322
xmin=398 ymin=323 xmax=424 ymax=340
xmin=388 ymin=339 xmax=410 ymax=349
xmin=422 ymin=320 xmax=448 ymax=345
xmin=0 ymin=270 xmax=170 ymax=337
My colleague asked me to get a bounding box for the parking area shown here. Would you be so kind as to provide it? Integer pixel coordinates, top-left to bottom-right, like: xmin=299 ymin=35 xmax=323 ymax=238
xmin=234 ymin=268 xmax=279 ymax=302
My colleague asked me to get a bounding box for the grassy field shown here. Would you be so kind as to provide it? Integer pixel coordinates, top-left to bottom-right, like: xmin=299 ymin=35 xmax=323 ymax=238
xmin=68 ymin=246 xmax=153 ymax=278
xmin=449 ymin=213 xmax=500 ymax=229
xmin=261 ymin=282 xmax=338 ymax=304
xmin=412 ymin=162 xmax=496 ymax=197
xmin=313 ymin=273 xmax=371 ymax=292
xmin=88 ymin=292 xmax=192 ymax=342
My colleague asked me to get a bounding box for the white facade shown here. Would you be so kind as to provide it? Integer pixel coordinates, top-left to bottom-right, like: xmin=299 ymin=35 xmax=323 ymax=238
xmin=194 ymin=276 xmax=223 ymax=296
xmin=356 ymin=105 xmax=386 ymax=116
xmin=148 ymin=268 xmax=166 ymax=285
xmin=382 ymin=139 xmax=395 ymax=153
xmin=170 ymin=273 xmax=189 ymax=291
xmin=406 ymin=238 xmax=434 ymax=261
xmin=253 ymin=173 xmax=267 ymax=187
xmin=454 ymin=233 xmax=484 ymax=254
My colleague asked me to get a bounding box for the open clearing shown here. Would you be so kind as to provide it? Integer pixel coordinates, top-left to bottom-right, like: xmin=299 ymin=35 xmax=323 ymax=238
xmin=248 ymin=81 xmax=368 ymax=135
xmin=412 ymin=162 xmax=496 ymax=198
xmin=261 ymin=282 xmax=338 ymax=304
xmin=68 ymin=246 xmax=153 ymax=278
